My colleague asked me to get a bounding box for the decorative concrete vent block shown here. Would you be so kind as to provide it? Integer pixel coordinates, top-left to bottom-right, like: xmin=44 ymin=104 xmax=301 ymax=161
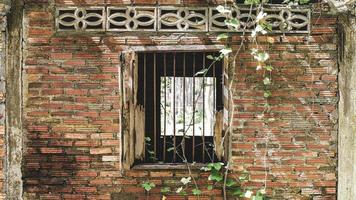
xmin=56 ymin=7 xmax=105 ymax=31
xmin=56 ymin=6 xmax=311 ymax=33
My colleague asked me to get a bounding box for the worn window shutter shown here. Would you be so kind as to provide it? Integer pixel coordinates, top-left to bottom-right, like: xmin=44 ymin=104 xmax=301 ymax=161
xmin=120 ymin=51 xmax=145 ymax=170
xmin=214 ymin=55 xmax=228 ymax=161
xmin=214 ymin=111 xmax=224 ymax=160
xmin=221 ymin=55 xmax=232 ymax=162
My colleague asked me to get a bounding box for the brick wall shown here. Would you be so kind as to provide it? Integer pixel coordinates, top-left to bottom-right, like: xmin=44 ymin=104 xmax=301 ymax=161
xmin=23 ymin=1 xmax=338 ymax=199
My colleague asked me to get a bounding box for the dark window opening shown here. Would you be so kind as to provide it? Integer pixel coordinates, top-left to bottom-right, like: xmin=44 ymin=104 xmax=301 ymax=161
xmin=137 ymin=52 xmax=223 ymax=164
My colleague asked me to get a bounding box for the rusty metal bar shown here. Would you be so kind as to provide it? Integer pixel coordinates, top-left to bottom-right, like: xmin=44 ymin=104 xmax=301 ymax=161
xmin=192 ymin=53 xmax=196 ymax=162
xmin=213 ymin=59 xmax=216 ymax=109
xmin=213 ymin=56 xmax=216 ymax=162
xmin=144 ymin=54 xmax=146 ymax=111
xmin=182 ymin=53 xmax=186 ymax=156
xmin=143 ymin=53 xmax=147 ymax=156
xmin=202 ymin=53 xmax=206 ymax=163
xmin=173 ymin=53 xmax=176 ymax=162
xmin=163 ymin=53 xmax=167 ymax=161
xmin=154 ymin=53 xmax=157 ymax=157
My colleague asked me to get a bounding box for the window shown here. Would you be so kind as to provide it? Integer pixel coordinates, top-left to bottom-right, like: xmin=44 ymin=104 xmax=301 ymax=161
xmin=137 ymin=52 xmax=224 ymax=164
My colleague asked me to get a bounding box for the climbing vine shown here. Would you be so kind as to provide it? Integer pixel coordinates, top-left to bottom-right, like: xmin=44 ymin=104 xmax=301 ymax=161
xmin=141 ymin=0 xmax=309 ymax=199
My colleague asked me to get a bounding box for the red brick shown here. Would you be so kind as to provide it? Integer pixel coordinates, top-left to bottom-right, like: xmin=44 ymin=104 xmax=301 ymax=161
xmin=89 ymin=148 xmax=112 ymax=155
xmin=75 ymin=187 xmax=97 ymax=193
xmin=51 ymin=53 xmax=72 ymax=59
xmin=76 ymin=171 xmax=98 ymax=177
xmin=40 ymin=148 xmax=63 ymax=154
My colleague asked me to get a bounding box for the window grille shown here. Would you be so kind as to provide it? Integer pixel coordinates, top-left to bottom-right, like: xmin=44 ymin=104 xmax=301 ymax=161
xmin=137 ymin=52 xmax=223 ymax=163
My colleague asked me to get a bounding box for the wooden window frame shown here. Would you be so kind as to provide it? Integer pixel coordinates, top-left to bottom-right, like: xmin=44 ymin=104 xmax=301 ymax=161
xmin=120 ymin=46 xmax=231 ymax=170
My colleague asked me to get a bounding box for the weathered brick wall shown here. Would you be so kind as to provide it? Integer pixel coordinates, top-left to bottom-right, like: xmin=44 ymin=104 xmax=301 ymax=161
xmin=232 ymin=28 xmax=338 ymax=199
xmin=23 ymin=1 xmax=338 ymax=199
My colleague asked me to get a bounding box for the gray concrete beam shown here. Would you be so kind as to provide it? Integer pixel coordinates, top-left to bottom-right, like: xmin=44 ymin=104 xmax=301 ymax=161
xmin=337 ymin=15 xmax=356 ymax=200
xmin=5 ymin=0 xmax=23 ymax=199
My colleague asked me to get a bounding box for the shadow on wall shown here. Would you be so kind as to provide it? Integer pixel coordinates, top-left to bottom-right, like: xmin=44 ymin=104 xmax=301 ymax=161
xmin=23 ymin=32 xmax=122 ymax=199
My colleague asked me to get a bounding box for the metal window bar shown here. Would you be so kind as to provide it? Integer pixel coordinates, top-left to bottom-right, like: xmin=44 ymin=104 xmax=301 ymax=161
xmin=202 ymin=53 xmax=206 ymax=163
xmin=182 ymin=53 xmax=186 ymax=157
xmin=163 ymin=54 xmax=167 ymax=161
xmin=153 ymin=53 xmax=157 ymax=157
xmin=144 ymin=53 xmax=146 ymax=114
xmin=213 ymin=60 xmax=216 ymax=162
xmin=139 ymin=52 xmax=223 ymax=163
xmin=173 ymin=52 xmax=176 ymax=163
xmin=192 ymin=53 xmax=196 ymax=162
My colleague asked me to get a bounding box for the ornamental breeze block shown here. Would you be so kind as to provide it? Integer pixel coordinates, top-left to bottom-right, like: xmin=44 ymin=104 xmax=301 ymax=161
xmin=56 ymin=5 xmax=311 ymax=33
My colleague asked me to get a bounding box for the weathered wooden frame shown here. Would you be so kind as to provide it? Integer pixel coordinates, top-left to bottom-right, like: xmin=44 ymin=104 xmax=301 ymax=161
xmin=120 ymin=45 xmax=231 ymax=169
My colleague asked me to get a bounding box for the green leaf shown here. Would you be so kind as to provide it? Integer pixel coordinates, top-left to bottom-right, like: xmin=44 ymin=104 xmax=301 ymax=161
xmin=207 ymin=185 xmax=213 ymax=190
xmin=232 ymin=188 xmax=242 ymax=196
xmin=212 ymin=162 xmax=224 ymax=171
xmin=194 ymin=68 xmax=208 ymax=76
xmin=264 ymin=103 xmax=271 ymax=108
xmin=263 ymin=91 xmax=272 ymax=98
xmin=217 ymin=33 xmax=229 ymax=40
xmin=200 ymin=166 xmax=211 ymax=171
xmin=263 ymin=77 xmax=271 ymax=85
xmin=175 ymin=186 xmax=183 ymax=194
xmin=160 ymin=187 xmax=171 ymax=193
xmin=208 ymin=172 xmax=223 ymax=182
xmin=145 ymin=137 xmax=151 ymax=142
xmin=239 ymin=175 xmax=248 ymax=181
xmin=180 ymin=177 xmax=191 ymax=185
xmin=244 ymin=190 xmax=253 ymax=198
xmin=167 ymin=147 xmax=175 ymax=152
xmin=244 ymin=0 xmax=261 ymax=5
xmin=254 ymin=195 xmax=264 ymax=200
xmin=141 ymin=181 xmax=155 ymax=192
xmin=220 ymin=48 xmax=232 ymax=56
xmin=225 ymin=19 xmax=240 ymax=29
xmin=206 ymin=55 xmax=214 ymax=60
xmin=226 ymin=179 xmax=236 ymax=187
xmin=207 ymin=163 xmax=214 ymax=170
xmin=179 ymin=191 xmax=187 ymax=196
xmin=254 ymin=52 xmax=269 ymax=62
xmin=261 ymin=23 xmax=272 ymax=31
xmin=299 ymin=0 xmax=309 ymax=4
xmin=192 ymin=188 xmax=202 ymax=196
xmin=264 ymin=65 xmax=274 ymax=71
xmin=216 ymin=5 xmax=231 ymax=14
